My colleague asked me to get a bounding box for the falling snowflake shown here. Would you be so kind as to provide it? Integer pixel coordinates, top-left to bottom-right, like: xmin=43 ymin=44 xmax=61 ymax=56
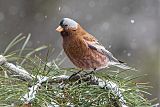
xmin=130 ymin=19 xmax=135 ymax=24
xmin=44 ymin=16 xmax=48 ymax=19
xmin=108 ymin=45 xmax=112 ymax=49
xmin=127 ymin=53 xmax=131 ymax=57
xmin=59 ymin=6 xmax=61 ymax=11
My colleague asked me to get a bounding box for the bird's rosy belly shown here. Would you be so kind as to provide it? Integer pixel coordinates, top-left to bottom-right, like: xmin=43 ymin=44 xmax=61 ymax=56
xmin=78 ymin=51 xmax=108 ymax=70
xmin=63 ymin=42 xmax=109 ymax=70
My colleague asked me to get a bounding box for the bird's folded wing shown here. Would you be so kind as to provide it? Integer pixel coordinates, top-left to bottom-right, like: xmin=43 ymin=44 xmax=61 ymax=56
xmin=83 ymin=36 xmax=119 ymax=63
xmin=83 ymin=35 xmax=137 ymax=70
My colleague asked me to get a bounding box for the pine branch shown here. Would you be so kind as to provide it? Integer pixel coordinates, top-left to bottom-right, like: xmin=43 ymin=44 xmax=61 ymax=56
xmin=0 ymin=55 xmax=128 ymax=107
xmin=51 ymin=74 xmax=128 ymax=107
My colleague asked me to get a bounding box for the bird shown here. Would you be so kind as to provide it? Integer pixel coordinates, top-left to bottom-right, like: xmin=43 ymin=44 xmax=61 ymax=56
xmin=56 ymin=18 xmax=132 ymax=71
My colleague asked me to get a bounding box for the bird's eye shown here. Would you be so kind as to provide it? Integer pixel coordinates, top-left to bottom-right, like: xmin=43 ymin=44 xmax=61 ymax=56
xmin=64 ymin=25 xmax=68 ymax=27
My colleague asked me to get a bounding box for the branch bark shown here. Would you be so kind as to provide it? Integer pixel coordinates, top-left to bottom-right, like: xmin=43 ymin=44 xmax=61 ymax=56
xmin=0 ymin=55 xmax=33 ymax=81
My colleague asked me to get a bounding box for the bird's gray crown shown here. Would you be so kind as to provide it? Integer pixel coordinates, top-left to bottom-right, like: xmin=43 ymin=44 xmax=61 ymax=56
xmin=60 ymin=18 xmax=78 ymax=29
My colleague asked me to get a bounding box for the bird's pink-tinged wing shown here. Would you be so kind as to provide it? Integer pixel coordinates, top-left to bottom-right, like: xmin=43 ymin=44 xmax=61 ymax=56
xmin=82 ymin=34 xmax=136 ymax=70
xmin=83 ymin=35 xmax=119 ymax=63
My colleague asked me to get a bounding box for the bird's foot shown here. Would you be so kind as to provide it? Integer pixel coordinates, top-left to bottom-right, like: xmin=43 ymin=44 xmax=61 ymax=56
xmin=84 ymin=71 xmax=95 ymax=76
xmin=69 ymin=69 xmax=83 ymax=80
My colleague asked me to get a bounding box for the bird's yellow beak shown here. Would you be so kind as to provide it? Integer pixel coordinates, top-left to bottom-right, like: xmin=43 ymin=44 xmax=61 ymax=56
xmin=56 ymin=26 xmax=64 ymax=32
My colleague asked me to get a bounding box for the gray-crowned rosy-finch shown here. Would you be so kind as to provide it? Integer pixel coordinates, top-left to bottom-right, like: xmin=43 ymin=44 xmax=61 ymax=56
xmin=56 ymin=18 xmax=131 ymax=71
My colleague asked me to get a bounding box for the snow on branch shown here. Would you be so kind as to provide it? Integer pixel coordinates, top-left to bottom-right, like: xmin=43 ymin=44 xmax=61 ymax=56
xmin=91 ymin=76 xmax=128 ymax=107
xmin=21 ymin=76 xmax=49 ymax=103
xmin=50 ymin=74 xmax=128 ymax=107
xmin=0 ymin=55 xmax=33 ymax=81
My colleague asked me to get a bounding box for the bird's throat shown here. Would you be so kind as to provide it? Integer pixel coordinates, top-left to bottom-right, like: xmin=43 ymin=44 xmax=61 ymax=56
xmin=61 ymin=31 xmax=69 ymax=37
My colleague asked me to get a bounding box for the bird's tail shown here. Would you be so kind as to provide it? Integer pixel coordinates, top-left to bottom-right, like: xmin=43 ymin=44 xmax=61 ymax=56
xmin=108 ymin=61 xmax=137 ymax=71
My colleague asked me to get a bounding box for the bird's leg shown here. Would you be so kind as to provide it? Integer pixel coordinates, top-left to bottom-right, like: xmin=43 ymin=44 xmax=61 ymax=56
xmin=69 ymin=68 xmax=83 ymax=80
xmin=84 ymin=68 xmax=96 ymax=76
xmin=84 ymin=71 xmax=95 ymax=76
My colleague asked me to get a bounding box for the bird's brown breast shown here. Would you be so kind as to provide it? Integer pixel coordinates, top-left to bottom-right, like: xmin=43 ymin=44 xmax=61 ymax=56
xmin=63 ymin=36 xmax=88 ymax=58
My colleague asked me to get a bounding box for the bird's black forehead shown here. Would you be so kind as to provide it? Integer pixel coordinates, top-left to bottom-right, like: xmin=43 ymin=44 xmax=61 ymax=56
xmin=60 ymin=19 xmax=64 ymax=26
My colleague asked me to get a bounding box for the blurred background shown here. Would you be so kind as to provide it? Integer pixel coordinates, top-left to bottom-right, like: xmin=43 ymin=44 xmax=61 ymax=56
xmin=0 ymin=0 xmax=159 ymax=104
